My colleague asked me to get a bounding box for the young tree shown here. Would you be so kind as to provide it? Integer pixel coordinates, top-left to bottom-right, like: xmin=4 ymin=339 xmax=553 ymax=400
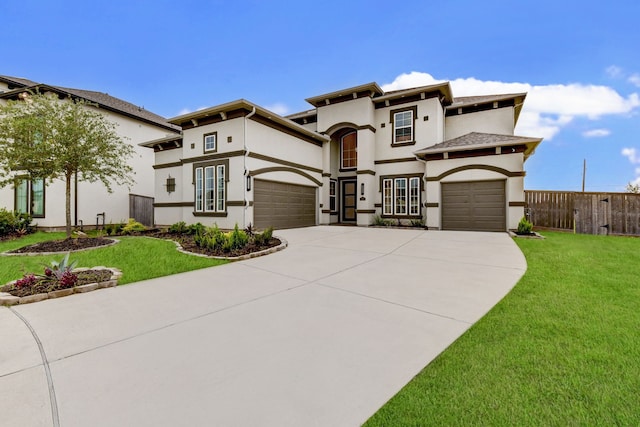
xmin=626 ymin=182 xmax=640 ymax=193
xmin=0 ymin=90 xmax=135 ymax=237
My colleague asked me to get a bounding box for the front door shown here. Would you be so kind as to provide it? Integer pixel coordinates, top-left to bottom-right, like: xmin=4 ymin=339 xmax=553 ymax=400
xmin=341 ymin=179 xmax=357 ymax=222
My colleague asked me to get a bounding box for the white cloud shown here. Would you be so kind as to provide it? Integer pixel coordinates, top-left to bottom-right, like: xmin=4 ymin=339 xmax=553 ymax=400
xmin=606 ymin=65 xmax=623 ymax=78
xmin=622 ymin=147 xmax=640 ymax=164
xmin=629 ymin=74 xmax=640 ymax=88
xmin=264 ymin=102 xmax=290 ymax=116
xmin=381 ymin=72 xmax=640 ymax=140
xmin=582 ymin=129 xmax=611 ymax=138
xmin=176 ymin=107 xmax=192 ymax=116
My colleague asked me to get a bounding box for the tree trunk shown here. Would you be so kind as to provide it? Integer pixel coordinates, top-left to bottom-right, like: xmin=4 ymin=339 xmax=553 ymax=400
xmin=65 ymin=172 xmax=72 ymax=238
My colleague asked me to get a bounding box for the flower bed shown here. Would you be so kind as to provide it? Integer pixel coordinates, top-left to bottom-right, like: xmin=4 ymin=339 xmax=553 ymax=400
xmin=0 ymin=267 xmax=121 ymax=305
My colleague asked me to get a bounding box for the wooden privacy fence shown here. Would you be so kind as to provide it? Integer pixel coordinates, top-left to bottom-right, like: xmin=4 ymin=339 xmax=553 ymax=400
xmin=525 ymin=190 xmax=640 ymax=236
xmin=129 ymin=194 xmax=154 ymax=227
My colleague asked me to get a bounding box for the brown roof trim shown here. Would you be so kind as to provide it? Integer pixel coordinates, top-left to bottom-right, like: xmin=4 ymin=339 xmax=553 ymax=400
xmin=305 ymin=82 xmax=384 ymax=107
xmin=168 ymin=99 xmax=328 ymax=145
xmin=154 ymin=202 xmax=194 ymax=208
xmin=374 ymin=157 xmax=418 ymax=165
xmin=374 ymin=82 xmax=453 ymax=106
xmin=153 ymin=161 xmax=182 ymax=170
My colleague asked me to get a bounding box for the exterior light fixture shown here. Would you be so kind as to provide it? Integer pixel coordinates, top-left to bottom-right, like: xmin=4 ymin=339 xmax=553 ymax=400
xmin=246 ymin=175 xmax=252 ymax=191
xmin=361 ymin=182 xmax=365 ymax=196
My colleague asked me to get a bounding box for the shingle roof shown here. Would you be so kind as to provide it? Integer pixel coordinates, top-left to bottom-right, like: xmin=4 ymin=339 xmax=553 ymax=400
xmin=414 ymin=132 xmax=542 ymax=159
xmin=449 ymin=93 xmax=526 ymax=108
xmin=0 ymin=75 xmax=179 ymax=132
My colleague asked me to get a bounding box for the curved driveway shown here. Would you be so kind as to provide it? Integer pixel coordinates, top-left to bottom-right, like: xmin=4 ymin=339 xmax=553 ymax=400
xmin=1 ymin=226 xmax=526 ymax=427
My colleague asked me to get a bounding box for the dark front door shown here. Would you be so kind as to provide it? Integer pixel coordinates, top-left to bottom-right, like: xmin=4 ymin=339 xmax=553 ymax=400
xmin=342 ymin=180 xmax=357 ymax=222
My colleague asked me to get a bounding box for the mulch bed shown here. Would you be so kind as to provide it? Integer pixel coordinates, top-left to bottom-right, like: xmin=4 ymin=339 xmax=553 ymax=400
xmin=1 ymin=269 xmax=113 ymax=297
xmin=8 ymin=237 xmax=115 ymax=254
xmin=147 ymin=231 xmax=282 ymax=258
xmin=5 ymin=232 xmax=281 ymax=258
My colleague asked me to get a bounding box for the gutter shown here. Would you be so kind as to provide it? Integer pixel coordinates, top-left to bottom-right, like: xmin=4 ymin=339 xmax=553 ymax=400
xmin=243 ymin=106 xmax=257 ymax=228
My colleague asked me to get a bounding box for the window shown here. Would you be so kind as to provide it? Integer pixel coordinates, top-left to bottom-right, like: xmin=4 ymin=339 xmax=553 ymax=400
xmin=391 ymin=106 xmax=417 ymax=145
xmin=204 ymin=132 xmax=217 ymax=152
xmin=329 ymin=179 xmax=337 ymax=212
xmin=341 ymin=131 xmax=357 ymax=169
xmin=394 ymin=178 xmax=407 ymax=215
xmin=15 ymin=177 xmax=45 ymax=218
xmin=381 ymin=176 xmax=421 ymax=217
xmin=194 ymin=160 xmax=228 ymax=214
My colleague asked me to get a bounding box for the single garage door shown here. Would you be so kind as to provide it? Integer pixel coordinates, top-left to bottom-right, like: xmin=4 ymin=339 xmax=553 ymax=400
xmin=441 ymin=180 xmax=506 ymax=232
xmin=254 ymin=179 xmax=316 ymax=230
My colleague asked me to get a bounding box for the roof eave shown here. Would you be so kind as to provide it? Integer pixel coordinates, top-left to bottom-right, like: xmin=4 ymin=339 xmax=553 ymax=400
xmin=305 ymin=82 xmax=384 ymax=107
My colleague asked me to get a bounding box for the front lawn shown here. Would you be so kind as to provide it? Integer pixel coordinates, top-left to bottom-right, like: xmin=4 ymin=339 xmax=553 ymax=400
xmin=0 ymin=232 xmax=227 ymax=285
xmin=365 ymin=232 xmax=640 ymax=426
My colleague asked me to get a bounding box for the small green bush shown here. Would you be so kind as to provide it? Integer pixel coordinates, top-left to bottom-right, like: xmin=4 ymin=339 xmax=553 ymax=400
xmin=254 ymin=226 xmax=274 ymax=246
xmin=168 ymin=221 xmax=188 ymax=234
xmin=122 ymin=218 xmax=146 ymax=235
xmin=517 ymin=216 xmax=533 ymax=234
xmin=410 ymin=218 xmax=425 ymax=228
xmin=105 ymin=222 xmax=115 ymax=236
xmin=228 ymin=224 xmax=249 ymax=250
xmin=371 ymin=214 xmax=393 ymax=227
xmin=0 ymin=208 xmax=33 ymax=237
xmin=187 ymin=222 xmax=205 ymax=235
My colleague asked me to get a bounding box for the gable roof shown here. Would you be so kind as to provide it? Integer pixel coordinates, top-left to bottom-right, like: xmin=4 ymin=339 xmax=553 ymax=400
xmin=168 ymin=99 xmax=329 ymax=145
xmin=305 ymin=82 xmax=384 ymax=107
xmin=0 ymin=75 xmax=179 ymax=133
xmin=414 ymin=132 xmax=542 ymax=160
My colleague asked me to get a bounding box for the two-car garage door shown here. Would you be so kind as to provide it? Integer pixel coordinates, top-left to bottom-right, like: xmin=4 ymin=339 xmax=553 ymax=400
xmin=441 ymin=180 xmax=506 ymax=232
xmin=253 ymin=179 xmax=316 ymax=230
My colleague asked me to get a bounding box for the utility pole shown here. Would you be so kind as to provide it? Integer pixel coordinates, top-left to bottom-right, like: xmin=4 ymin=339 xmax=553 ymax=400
xmin=582 ymin=159 xmax=586 ymax=192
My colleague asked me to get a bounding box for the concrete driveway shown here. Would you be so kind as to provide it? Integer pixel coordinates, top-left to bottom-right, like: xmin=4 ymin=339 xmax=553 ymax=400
xmin=1 ymin=226 xmax=526 ymax=427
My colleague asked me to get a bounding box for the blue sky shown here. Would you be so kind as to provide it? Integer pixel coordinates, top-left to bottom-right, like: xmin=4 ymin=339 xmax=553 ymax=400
xmin=2 ymin=0 xmax=639 ymax=191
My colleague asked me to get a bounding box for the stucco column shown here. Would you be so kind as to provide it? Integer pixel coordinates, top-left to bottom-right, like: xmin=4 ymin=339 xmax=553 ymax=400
xmin=356 ymin=129 xmax=376 ymax=226
xmin=320 ymin=140 xmax=332 ymax=225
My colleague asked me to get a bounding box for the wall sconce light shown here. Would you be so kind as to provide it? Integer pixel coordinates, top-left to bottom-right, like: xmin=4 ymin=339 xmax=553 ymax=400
xmin=165 ymin=176 xmax=176 ymax=194
xmin=360 ymin=183 xmax=365 ymax=196
xmin=246 ymin=175 xmax=252 ymax=191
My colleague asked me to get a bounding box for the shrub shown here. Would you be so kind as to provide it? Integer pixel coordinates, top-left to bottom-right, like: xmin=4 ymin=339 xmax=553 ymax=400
xmin=0 ymin=208 xmax=33 ymax=237
xmin=168 ymin=221 xmax=188 ymax=234
xmin=517 ymin=216 xmax=534 ymax=234
xmin=187 ymin=222 xmax=205 ymax=236
xmin=122 ymin=218 xmax=146 ymax=234
xmin=114 ymin=222 xmax=125 ymax=235
xmin=105 ymin=222 xmax=115 ymax=236
xmin=228 ymin=224 xmax=249 ymax=250
xmin=253 ymin=226 xmax=274 ymax=246
xmin=371 ymin=214 xmax=393 ymax=227
xmin=410 ymin=219 xmax=425 ymax=228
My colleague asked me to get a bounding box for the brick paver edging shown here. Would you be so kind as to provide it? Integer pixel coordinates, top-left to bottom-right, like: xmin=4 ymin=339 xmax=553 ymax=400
xmin=162 ymin=235 xmax=288 ymax=261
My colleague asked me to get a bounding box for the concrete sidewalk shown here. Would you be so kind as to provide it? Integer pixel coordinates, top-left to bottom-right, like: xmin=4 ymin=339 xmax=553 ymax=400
xmin=0 ymin=226 xmax=527 ymax=427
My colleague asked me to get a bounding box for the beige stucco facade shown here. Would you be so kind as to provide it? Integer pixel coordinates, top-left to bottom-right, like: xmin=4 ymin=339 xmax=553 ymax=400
xmin=144 ymin=82 xmax=541 ymax=232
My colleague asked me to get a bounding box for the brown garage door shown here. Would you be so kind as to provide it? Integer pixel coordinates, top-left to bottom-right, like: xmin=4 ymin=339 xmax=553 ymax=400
xmin=441 ymin=180 xmax=506 ymax=232
xmin=254 ymin=179 xmax=316 ymax=230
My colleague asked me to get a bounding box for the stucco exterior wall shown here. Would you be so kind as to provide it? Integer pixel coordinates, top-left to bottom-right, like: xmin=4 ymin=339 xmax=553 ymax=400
xmin=316 ymin=97 xmax=375 ymax=133
xmin=445 ymin=108 xmax=515 ymax=140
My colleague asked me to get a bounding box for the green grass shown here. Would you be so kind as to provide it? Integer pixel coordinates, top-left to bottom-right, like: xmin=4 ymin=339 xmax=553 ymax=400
xmin=365 ymin=232 xmax=640 ymax=426
xmin=0 ymin=232 xmax=227 ymax=285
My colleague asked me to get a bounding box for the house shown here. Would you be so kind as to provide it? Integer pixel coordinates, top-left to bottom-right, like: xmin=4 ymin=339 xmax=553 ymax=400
xmin=144 ymin=81 xmax=542 ymax=232
xmin=0 ymin=75 xmax=180 ymax=228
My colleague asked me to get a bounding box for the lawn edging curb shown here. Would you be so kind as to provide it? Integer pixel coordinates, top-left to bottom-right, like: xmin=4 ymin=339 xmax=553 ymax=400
xmin=164 ymin=235 xmax=288 ymax=261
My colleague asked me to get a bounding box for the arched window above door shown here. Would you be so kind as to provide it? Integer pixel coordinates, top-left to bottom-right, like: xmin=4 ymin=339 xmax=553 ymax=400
xmin=340 ymin=131 xmax=357 ymax=170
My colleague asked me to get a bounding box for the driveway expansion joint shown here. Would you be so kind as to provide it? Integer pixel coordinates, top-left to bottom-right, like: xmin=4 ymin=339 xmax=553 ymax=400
xmin=9 ymin=307 xmax=60 ymax=427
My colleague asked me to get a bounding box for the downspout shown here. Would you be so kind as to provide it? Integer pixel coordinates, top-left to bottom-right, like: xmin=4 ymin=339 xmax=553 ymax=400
xmin=243 ymin=106 xmax=257 ymax=228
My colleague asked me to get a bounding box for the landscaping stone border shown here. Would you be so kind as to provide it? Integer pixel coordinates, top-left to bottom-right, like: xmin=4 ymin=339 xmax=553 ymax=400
xmin=0 ymin=238 xmax=119 ymax=256
xmin=509 ymin=231 xmax=545 ymax=239
xmin=159 ymin=235 xmax=288 ymax=261
xmin=0 ymin=267 xmax=122 ymax=306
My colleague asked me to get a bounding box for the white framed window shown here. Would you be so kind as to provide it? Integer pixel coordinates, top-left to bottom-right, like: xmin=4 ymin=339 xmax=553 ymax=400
xmin=329 ymin=179 xmax=337 ymax=212
xmin=391 ymin=106 xmax=417 ymax=145
xmin=194 ymin=160 xmax=227 ymax=214
xmin=382 ymin=179 xmax=393 ymax=215
xmin=216 ymin=165 xmax=225 ymax=212
xmin=381 ymin=175 xmax=421 ymax=217
xmin=204 ymin=132 xmax=217 ymax=152
xmin=409 ymin=177 xmax=420 ymax=215
xmin=195 ymin=168 xmax=203 ymax=211
xmin=394 ymin=178 xmax=407 ymax=215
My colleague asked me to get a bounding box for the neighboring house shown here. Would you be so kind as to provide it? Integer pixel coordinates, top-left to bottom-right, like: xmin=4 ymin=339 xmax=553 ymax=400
xmin=0 ymin=75 xmax=180 ymax=228
xmin=144 ymin=81 xmax=542 ymax=232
